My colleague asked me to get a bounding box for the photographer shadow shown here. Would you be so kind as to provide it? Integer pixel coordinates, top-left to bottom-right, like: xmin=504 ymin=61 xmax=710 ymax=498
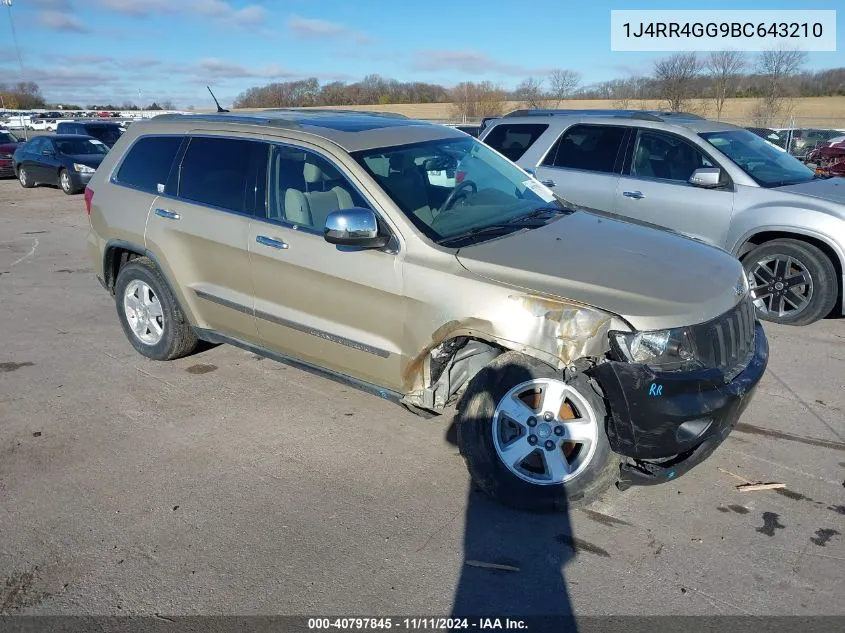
xmin=444 ymin=360 xmax=579 ymax=632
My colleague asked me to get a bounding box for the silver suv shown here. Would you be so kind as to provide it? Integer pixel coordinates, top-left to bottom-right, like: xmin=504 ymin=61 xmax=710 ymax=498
xmin=87 ymin=110 xmax=767 ymax=511
xmin=481 ymin=109 xmax=845 ymax=326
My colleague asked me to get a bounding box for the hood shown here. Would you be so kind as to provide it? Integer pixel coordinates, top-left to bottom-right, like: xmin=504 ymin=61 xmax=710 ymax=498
xmin=456 ymin=211 xmax=747 ymax=331
xmin=64 ymin=154 xmax=105 ymax=169
xmin=776 ymin=177 xmax=845 ymax=206
xmin=0 ymin=142 xmax=20 ymax=155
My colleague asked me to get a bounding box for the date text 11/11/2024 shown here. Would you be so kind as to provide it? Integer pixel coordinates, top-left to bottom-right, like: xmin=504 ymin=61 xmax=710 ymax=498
xmin=307 ymin=618 xmax=528 ymax=630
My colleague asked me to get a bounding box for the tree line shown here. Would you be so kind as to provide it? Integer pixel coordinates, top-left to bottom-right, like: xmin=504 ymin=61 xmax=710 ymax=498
xmin=5 ymin=50 xmax=843 ymax=126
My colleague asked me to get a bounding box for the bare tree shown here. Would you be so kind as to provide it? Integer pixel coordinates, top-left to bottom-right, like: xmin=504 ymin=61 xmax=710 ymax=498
xmin=515 ymin=77 xmax=545 ymax=109
xmin=547 ymin=69 xmax=580 ymax=106
xmin=653 ymin=52 xmax=701 ymax=112
xmin=706 ymin=50 xmax=745 ymax=120
xmin=449 ymin=81 xmax=507 ymax=120
xmin=754 ymin=48 xmax=807 ymax=126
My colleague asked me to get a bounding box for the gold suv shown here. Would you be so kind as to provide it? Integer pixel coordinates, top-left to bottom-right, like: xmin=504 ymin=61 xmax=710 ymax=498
xmin=86 ymin=110 xmax=768 ymax=511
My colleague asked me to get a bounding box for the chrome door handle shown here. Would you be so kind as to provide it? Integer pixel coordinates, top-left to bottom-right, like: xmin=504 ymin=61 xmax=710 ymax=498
xmin=155 ymin=208 xmax=180 ymax=220
xmin=256 ymin=235 xmax=289 ymax=250
xmin=539 ymin=179 xmax=555 ymax=187
xmin=623 ymin=190 xmax=644 ymax=199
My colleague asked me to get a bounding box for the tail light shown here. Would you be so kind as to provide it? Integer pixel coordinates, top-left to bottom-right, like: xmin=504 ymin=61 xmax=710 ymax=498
xmin=84 ymin=186 xmax=94 ymax=216
xmin=455 ymin=171 xmax=466 ymax=183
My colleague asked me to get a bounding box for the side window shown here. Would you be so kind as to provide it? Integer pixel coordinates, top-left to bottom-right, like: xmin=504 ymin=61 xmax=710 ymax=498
xmin=483 ymin=124 xmax=549 ymax=161
xmin=630 ymin=130 xmax=713 ymax=182
xmin=178 ymin=136 xmax=268 ymax=214
xmin=542 ymin=125 xmax=627 ymax=173
xmin=265 ymin=145 xmax=370 ymax=232
xmin=115 ymin=136 xmax=183 ymax=194
xmin=28 ymin=138 xmax=45 ymax=152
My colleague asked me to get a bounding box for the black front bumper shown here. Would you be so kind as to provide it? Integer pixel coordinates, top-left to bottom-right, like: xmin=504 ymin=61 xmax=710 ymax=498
xmin=590 ymin=322 xmax=769 ymax=489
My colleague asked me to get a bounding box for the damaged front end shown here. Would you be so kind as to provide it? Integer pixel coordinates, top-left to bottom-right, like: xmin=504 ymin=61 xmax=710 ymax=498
xmin=400 ymin=294 xmax=621 ymax=413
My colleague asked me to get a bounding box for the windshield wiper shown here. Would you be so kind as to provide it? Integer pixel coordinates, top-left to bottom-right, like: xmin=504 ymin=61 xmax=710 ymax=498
xmin=507 ymin=206 xmax=572 ymax=223
xmin=438 ymin=209 xmax=568 ymax=247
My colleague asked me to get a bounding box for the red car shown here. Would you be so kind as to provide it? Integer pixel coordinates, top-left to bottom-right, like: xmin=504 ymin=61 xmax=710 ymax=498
xmin=98 ymin=111 xmax=112 ymax=118
xmin=806 ymin=139 xmax=845 ymax=178
xmin=0 ymin=129 xmax=23 ymax=178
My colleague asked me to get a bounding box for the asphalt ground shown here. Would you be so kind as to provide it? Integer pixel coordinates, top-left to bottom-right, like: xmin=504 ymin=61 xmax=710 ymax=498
xmin=0 ymin=179 xmax=843 ymax=619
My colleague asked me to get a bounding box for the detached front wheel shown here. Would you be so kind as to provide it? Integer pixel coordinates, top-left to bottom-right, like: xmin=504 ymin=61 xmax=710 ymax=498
xmin=457 ymin=352 xmax=616 ymax=512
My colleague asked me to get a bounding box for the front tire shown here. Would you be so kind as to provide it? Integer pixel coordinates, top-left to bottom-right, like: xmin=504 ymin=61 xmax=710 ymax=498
xmin=457 ymin=351 xmax=616 ymax=512
xmin=743 ymin=239 xmax=838 ymax=326
xmin=59 ymin=169 xmax=76 ymax=195
xmin=114 ymin=257 xmax=198 ymax=361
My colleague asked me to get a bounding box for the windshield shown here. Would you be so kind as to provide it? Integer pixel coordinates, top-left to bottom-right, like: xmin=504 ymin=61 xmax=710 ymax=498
xmin=700 ymin=129 xmax=815 ymax=187
xmin=353 ymin=137 xmax=567 ymax=244
xmin=55 ymin=138 xmax=109 ymax=155
xmin=85 ymin=126 xmax=122 ymax=145
xmin=0 ymin=131 xmax=19 ymax=144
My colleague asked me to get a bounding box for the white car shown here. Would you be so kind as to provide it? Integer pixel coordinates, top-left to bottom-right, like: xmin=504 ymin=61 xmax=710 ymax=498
xmin=28 ymin=119 xmax=58 ymax=132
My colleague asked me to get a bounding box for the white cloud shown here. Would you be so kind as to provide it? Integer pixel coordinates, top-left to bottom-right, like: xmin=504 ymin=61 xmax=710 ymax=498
xmin=94 ymin=0 xmax=266 ymax=26
xmin=287 ymin=16 xmax=371 ymax=44
xmin=36 ymin=11 xmax=90 ymax=33
xmin=410 ymin=49 xmax=547 ymax=77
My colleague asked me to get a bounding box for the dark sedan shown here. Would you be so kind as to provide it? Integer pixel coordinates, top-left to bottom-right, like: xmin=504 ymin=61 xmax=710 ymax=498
xmin=13 ymin=135 xmax=108 ymax=195
xmin=0 ymin=130 xmax=23 ymax=178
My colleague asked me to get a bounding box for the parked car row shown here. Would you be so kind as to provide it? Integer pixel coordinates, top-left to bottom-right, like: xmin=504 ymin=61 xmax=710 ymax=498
xmin=2 ymin=121 xmax=124 ymax=194
xmin=71 ymin=109 xmax=774 ymax=513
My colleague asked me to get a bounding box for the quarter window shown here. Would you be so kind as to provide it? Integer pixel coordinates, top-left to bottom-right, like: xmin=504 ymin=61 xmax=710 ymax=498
xmin=630 ymin=130 xmax=713 ymax=182
xmin=265 ymin=145 xmax=370 ymax=231
xmin=178 ymin=136 xmax=268 ymax=214
xmin=483 ymin=123 xmax=549 ymax=161
xmin=542 ymin=125 xmax=627 ymax=173
xmin=116 ymin=136 xmax=183 ymax=194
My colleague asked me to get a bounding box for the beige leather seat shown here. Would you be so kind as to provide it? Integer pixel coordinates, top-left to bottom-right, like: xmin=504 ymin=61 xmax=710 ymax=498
xmin=284 ymin=161 xmax=354 ymax=229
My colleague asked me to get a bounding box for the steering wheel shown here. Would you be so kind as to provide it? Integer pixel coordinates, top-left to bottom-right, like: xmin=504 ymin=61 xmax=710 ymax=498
xmin=440 ymin=180 xmax=478 ymax=213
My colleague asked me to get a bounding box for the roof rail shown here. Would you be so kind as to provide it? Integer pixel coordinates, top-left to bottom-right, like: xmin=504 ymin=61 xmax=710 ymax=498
xmin=502 ymin=108 xmax=705 ymax=122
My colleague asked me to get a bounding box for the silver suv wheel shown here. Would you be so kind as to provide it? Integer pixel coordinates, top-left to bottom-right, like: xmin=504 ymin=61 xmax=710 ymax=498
xmin=748 ymin=255 xmax=813 ymax=318
xmin=492 ymin=378 xmax=599 ymax=485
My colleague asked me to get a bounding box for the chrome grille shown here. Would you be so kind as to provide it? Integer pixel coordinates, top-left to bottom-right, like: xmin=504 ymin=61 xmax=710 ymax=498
xmin=690 ymin=297 xmax=756 ymax=381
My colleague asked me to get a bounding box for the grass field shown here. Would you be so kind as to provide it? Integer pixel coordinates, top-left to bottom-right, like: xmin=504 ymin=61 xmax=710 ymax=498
xmin=229 ymin=96 xmax=845 ymax=128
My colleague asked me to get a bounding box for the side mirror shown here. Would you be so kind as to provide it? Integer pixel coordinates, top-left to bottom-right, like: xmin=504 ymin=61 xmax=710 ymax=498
xmin=42 ymin=149 xmax=55 ymax=156
xmin=688 ymin=167 xmax=722 ymax=188
xmin=324 ymin=208 xmax=389 ymax=249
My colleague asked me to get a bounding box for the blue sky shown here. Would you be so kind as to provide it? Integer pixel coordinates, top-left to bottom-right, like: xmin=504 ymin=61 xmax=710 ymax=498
xmin=1 ymin=0 xmax=842 ymax=107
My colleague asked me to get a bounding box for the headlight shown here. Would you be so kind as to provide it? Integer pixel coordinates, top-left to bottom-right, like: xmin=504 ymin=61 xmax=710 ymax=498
xmin=610 ymin=327 xmax=705 ymax=372
xmin=73 ymin=163 xmax=95 ymax=174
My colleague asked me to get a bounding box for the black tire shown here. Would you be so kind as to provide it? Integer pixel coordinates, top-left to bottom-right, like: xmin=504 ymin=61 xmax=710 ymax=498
xmin=18 ymin=166 xmax=33 ymax=188
xmin=742 ymin=239 xmax=838 ymax=326
xmin=114 ymin=257 xmax=198 ymax=361
xmin=456 ymin=351 xmax=617 ymax=512
xmin=58 ymin=169 xmax=76 ymax=195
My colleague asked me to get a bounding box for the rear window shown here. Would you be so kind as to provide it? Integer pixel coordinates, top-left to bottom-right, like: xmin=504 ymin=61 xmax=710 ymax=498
xmin=116 ymin=136 xmax=183 ymax=194
xmin=178 ymin=136 xmax=268 ymax=214
xmin=542 ymin=124 xmax=627 ymax=173
xmin=483 ymin=123 xmax=548 ymax=161
xmin=84 ymin=125 xmax=122 ymax=145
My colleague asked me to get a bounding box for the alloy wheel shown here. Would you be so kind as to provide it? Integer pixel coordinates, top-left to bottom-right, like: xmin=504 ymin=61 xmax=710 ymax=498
xmin=492 ymin=378 xmax=598 ymax=485
xmin=748 ymin=255 xmax=813 ymax=318
xmin=123 ymin=279 xmax=164 ymax=345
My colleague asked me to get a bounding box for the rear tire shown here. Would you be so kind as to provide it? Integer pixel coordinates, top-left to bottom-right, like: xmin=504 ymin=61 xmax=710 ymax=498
xmin=457 ymin=351 xmax=617 ymax=512
xmin=742 ymin=239 xmax=838 ymax=326
xmin=18 ymin=166 xmax=33 ymax=188
xmin=114 ymin=257 xmax=198 ymax=361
